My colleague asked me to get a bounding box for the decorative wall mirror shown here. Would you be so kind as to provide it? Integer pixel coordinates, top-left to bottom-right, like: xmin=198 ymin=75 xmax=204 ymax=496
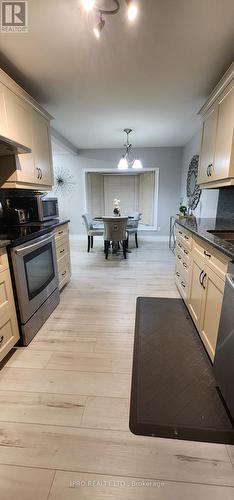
xmin=186 ymin=154 xmax=201 ymax=211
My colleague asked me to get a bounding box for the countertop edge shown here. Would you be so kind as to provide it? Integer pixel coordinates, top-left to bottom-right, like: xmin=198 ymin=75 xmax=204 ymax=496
xmin=175 ymin=219 xmax=234 ymax=260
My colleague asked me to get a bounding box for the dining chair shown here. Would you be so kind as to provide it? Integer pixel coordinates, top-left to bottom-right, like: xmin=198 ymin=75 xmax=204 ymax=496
xmin=126 ymin=212 xmax=142 ymax=248
xmin=103 ymin=217 xmax=128 ymax=260
xmin=82 ymin=213 xmax=104 ymax=253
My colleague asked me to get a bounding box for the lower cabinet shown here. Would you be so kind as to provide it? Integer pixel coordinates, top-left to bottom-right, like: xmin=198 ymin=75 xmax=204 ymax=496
xmin=199 ymin=268 xmax=225 ymax=361
xmin=53 ymin=224 xmax=71 ymax=290
xmin=175 ymin=225 xmax=230 ymax=362
xmin=188 ymin=248 xmax=204 ymax=330
xmin=0 ymin=249 xmax=20 ymax=362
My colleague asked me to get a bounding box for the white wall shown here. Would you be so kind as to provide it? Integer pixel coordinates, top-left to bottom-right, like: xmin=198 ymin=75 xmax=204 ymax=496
xmin=180 ymin=130 xmax=219 ymax=218
xmin=52 ymin=147 xmax=182 ymax=236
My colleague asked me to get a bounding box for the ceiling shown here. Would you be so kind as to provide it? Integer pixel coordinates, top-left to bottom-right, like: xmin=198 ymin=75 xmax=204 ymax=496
xmin=0 ymin=0 xmax=233 ymax=149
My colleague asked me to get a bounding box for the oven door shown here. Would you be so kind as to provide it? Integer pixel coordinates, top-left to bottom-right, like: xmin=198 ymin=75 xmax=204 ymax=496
xmin=11 ymin=233 xmax=59 ymax=324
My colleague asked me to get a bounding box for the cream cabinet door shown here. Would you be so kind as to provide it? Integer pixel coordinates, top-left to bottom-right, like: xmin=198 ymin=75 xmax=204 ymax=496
xmin=0 ymin=268 xmax=20 ymax=362
xmin=199 ymin=267 xmax=225 ymax=362
xmin=32 ymin=111 xmax=54 ymax=187
xmin=0 ymin=83 xmax=8 ymax=137
xmin=198 ymin=106 xmax=218 ymax=184
xmin=213 ymin=81 xmax=234 ymax=181
xmin=4 ymin=88 xmax=33 ymax=149
xmin=188 ymin=249 xmax=205 ymax=329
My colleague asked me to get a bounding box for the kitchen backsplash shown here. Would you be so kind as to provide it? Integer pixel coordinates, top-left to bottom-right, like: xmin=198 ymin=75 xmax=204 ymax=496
xmin=217 ymin=187 xmax=234 ymax=220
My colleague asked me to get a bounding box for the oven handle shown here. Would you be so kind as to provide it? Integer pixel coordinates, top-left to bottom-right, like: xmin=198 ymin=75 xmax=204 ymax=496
xmin=226 ymin=273 xmax=234 ymax=290
xmin=15 ymin=235 xmax=54 ymax=254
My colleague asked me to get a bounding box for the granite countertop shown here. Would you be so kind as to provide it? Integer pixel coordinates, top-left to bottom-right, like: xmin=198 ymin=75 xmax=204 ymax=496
xmin=0 ymin=219 xmax=70 ymax=248
xmin=176 ymin=217 xmax=234 ymax=260
xmin=0 ymin=239 xmax=11 ymax=248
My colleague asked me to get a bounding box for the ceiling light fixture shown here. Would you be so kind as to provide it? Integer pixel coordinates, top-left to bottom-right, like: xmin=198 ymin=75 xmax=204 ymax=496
xmin=81 ymin=0 xmax=139 ymax=38
xmin=126 ymin=0 xmax=138 ymax=22
xmin=82 ymin=0 xmax=96 ymax=12
xmin=118 ymin=129 xmax=143 ymax=170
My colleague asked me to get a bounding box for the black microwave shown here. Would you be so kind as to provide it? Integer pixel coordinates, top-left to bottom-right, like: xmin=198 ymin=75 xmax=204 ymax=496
xmin=35 ymin=195 xmax=59 ymax=221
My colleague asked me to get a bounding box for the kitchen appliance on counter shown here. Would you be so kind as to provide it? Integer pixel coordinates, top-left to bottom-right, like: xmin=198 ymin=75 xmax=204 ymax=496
xmin=0 ymin=191 xmax=59 ymax=224
xmin=10 ymin=232 xmax=59 ymax=345
xmin=214 ymin=262 xmax=234 ymax=421
xmin=34 ymin=194 xmax=59 ymax=222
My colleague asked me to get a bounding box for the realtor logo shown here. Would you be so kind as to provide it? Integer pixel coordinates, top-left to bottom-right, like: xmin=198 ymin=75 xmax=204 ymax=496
xmin=1 ymin=1 xmax=28 ymax=32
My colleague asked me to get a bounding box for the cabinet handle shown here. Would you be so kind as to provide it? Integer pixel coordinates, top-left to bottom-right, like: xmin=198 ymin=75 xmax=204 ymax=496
xmin=181 ymin=281 xmax=186 ymax=288
xmin=184 ymin=249 xmax=189 ymax=255
xmin=58 ymin=230 xmax=63 ymax=235
xmin=0 ymin=335 xmax=4 ymax=345
xmin=179 ymin=231 xmax=182 ymax=235
xmin=39 ymin=168 xmax=42 ymax=179
xmin=178 ymin=255 xmax=182 ymax=260
xmin=36 ymin=167 xmax=40 ymax=179
xmin=183 ymin=262 xmax=188 ymax=268
xmin=199 ymin=270 xmax=204 ymax=286
xmin=178 ymin=242 xmax=182 ymax=248
xmin=201 ymin=272 xmax=207 ymax=290
xmin=61 ymin=270 xmax=67 ymax=277
xmin=60 ymin=249 xmax=65 ymax=254
xmin=207 ymin=164 xmax=212 ymax=177
xmin=204 ymin=250 xmax=211 ymax=258
xmin=176 ymin=271 xmax=180 ymax=277
xmin=184 ymin=235 xmax=189 ymax=240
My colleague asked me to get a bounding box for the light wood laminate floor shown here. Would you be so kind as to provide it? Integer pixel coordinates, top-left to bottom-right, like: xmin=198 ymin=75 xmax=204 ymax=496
xmin=0 ymin=236 xmax=233 ymax=499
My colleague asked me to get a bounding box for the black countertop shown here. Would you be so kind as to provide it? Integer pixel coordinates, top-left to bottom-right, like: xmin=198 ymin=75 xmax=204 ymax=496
xmin=176 ymin=217 xmax=234 ymax=260
xmin=0 ymin=219 xmax=70 ymax=248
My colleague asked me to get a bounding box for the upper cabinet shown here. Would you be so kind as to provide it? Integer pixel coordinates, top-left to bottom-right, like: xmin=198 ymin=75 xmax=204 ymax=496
xmin=0 ymin=69 xmax=54 ymax=190
xmin=0 ymin=83 xmax=8 ymax=137
xmin=198 ymin=63 xmax=234 ymax=188
xmin=31 ymin=111 xmax=54 ymax=187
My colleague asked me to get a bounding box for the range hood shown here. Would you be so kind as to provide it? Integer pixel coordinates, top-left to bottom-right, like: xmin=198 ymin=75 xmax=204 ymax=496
xmin=0 ymin=135 xmax=31 ymax=156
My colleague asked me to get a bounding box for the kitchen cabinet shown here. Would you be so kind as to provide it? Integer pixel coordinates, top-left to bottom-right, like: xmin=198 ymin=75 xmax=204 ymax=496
xmin=198 ymin=106 xmax=218 ymax=184
xmin=188 ymin=248 xmax=204 ymax=330
xmin=213 ymin=82 xmax=234 ymax=181
xmin=0 ymin=248 xmax=20 ymax=362
xmin=32 ymin=111 xmax=54 ymax=187
xmin=175 ymin=225 xmax=230 ymax=361
xmin=199 ymin=267 xmax=225 ymax=361
xmin=198 ymin=63 xmax=234 ymax=188
xmin=4 ymin=87 xmax=33 ymax=149
xmin=53 ymin=224 xmax=71 ymax=290
xmin=0 ymin=68 xmax=54 ymax=190
xmin=0 ymin=83 xmax=8 ymax=137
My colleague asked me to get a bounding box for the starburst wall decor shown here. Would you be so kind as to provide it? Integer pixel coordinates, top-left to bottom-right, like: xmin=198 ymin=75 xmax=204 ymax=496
xmin=53 ymin=166 xmax=76 ymax=196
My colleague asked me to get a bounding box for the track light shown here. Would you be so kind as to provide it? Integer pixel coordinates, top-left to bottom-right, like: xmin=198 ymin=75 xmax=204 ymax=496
xmin=82 ymin=0 xmax=95 ymax=12
xmin=93 ymin=16 xmax=105 ymax=38
xmin=126 ymin=0 xmax=138 ymax=22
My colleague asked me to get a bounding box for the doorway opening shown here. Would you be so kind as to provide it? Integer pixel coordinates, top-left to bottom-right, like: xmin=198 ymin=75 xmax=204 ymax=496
xmin=83 ymin=168 xmax=159 ymax=230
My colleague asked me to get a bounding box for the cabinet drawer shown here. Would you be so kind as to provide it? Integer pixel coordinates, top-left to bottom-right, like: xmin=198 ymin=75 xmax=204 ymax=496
xmin=0 ymin=248 xmax=9 ymax=273
xmin=175 ymin=267 xmax=187 ymax=301
xmin=58 ymin=255 xmax=71 ymax=290
xmin=56 ymin=238 xmax=70 ymax=261
xmin=176 ymin=253 xmax=189 ymax=280
xmin=54 ymin=224 xmax=69 ymax=242
xmin=176 ymin=241 xmax=191 ymax=263
xmin=176 ymin=226 xmax=192 ymax=249
xmin=193 ymin=237 xmax=229 ymax=280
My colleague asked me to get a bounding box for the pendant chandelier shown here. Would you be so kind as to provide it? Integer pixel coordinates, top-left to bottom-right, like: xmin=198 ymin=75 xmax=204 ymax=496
xmin=118 ymin=129 xmax=143 ymax=170
xmin=81 ymin=0 xmax=139 ymax=38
